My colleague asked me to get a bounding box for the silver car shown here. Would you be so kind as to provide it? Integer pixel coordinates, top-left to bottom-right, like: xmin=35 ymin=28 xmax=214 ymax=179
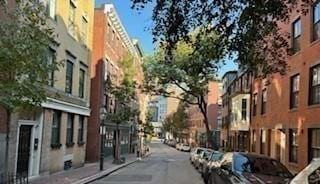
xmin=194 ymin=149 xmax=213 ymax=170
xmin=190 ymin=147 xmax=205 ymax=165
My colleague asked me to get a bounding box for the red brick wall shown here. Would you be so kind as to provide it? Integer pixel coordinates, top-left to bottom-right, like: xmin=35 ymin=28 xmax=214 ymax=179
xmin=251 ymin=4 xmax=320 ymax=173
xmin=87 ymin=8 xmax=136 ymax=162
xmin=207 ymin=82 xmax=220 ymax=129
xmin=86 ymin=9 xmax=106 ymax=162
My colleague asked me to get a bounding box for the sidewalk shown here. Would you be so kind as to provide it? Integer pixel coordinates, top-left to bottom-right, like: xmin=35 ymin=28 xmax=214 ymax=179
xmin=29 ymin=154 xmax=138 ymax=184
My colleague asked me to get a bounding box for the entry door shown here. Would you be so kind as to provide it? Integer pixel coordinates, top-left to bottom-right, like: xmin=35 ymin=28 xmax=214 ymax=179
xmin=17 ymin=125 xmax=33 ymax=176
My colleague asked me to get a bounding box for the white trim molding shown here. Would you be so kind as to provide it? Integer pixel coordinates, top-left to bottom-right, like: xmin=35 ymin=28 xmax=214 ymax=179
xmin=42 ymin=98 xmax=90 ymax=116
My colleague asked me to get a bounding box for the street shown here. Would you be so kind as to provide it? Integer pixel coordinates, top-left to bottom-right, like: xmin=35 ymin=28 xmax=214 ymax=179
xmin=92 ymin=140 xmax=204 ymax=184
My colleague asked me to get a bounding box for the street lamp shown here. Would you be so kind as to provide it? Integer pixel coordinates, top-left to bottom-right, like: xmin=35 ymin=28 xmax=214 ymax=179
xmin=99 ymin=107 xmax=107 ymax=171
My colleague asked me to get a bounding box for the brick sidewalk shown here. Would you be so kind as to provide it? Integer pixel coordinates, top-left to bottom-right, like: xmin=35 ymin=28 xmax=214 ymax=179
xmin=29 ymin=154 xmax=138 ymax=184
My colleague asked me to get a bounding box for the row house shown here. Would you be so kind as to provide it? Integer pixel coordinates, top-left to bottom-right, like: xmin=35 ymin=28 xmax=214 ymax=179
xmin=220 ymin=71 xmax=237 ymax=150
xmin=250 ymin=1 xmax=320 ymax=173
xmin=186 ymin=81 xmax=222 ymax=149
xmin=0 ymin=0 xmax=94 ymax=177
xmin=221 ymin=71 xmax=252 ymax=152
xmin=87 ymin=3 xmax=144 ymax=162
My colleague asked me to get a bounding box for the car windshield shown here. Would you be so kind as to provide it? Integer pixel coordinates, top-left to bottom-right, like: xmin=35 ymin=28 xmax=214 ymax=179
xmin=196 ymin=149 xmax=204 ymax=154
xmin=204 ymin=151 xmax=212 ymax=159
xmin=210 ymin=152 xmax=223 ymax=161
xmin=234 ymin=154 xmax=292 ymax=178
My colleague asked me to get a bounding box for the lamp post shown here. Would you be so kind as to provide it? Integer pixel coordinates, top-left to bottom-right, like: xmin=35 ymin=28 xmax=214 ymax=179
xmin=99 ymin=107 xmax=107 ymax=171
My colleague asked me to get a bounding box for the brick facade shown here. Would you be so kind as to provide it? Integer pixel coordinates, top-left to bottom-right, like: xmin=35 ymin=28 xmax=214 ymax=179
xmin=186 ymin=81 xmax=222 ymax=147
xmin=87 ymin=4 xmax=141 ymax=162
xmin=250 ymin=3 xmax=320 ymax=173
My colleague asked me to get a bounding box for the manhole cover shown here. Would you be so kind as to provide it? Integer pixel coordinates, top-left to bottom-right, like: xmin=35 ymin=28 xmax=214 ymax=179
xmin=107 ymin=174 xmax=152 ymax=182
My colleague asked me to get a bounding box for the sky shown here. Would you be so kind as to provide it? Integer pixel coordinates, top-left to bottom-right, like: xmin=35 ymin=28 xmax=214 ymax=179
xmin=95 ymin=0 xmax=237 ymax=77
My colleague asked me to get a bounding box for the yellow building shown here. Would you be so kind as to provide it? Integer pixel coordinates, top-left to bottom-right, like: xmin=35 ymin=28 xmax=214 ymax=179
xmin=5 ymin=0 xmax=95 ymax=177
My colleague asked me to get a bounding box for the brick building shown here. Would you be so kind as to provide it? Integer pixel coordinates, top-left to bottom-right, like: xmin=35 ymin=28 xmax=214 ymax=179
xmin=86 ymin=3 xmax=144 ymax=162
xmin=186 ymin=81 xmax=222 ymax=148
xmin=0 ymin=0 xmax=94 ymax=177
xmin=249 ymin=1 xmax=320 ymax=173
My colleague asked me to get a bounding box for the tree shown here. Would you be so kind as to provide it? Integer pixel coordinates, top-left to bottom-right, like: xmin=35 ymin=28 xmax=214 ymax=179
xmin=143 ymin=33 xmax=220 ymax=146
xmin=106 ymin=55 xmax=139 ymax=163
xmin=131 ymin=0 xmax=312 ymax=76
xmin=0 ymin=0 xmax=58 ymax=175
xmin=144 ymin=110 xmax=154 ymax=136
xmin=162 ymin=102 xmax=188 ymax=140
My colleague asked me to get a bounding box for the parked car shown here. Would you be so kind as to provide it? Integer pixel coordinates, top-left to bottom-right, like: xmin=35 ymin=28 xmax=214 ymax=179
xmin=202 ymin=151 xmax=223 ymax=184
xmin=167 ymin=139 xmax=177 ymax=147
xmin=176 ymin=143 xmax=183 ymax=150
xmin=194 ymin=149 xmax=213 ymax=170
xmin=290 ymin=158 xmax=320 ymax=184
xmin=208 ymin=152 xmax=293 ymax=184
xmin=180 ymin=144 xmax=191 ymax=152
xmin=190 ymin=147 xmax=205 ymax=165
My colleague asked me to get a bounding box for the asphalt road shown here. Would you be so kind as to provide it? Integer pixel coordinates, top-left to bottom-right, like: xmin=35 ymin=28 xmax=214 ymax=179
xmin=92 ymin=140 xmax=204 ymax=184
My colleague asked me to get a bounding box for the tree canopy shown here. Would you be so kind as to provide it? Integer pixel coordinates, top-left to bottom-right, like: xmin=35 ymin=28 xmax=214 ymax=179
xmin=0 ymin=0 xmax=58 ymax=111
xmin=162 ymin=102 xmax=188 ymax=139
xmin=132 ymin=0 xmax=312 ymax=76
xmin=143 ymin=33 xmax=220 ymax=145
xmin=106 ymin=55 xmax=139 ymax=124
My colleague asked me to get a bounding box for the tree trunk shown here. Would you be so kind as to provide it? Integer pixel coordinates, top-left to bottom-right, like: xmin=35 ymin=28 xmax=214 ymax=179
xmin=198 ymin=95 xmax=212 ymax=148
xmin=4 ymin=108 xmax=10 ymax=176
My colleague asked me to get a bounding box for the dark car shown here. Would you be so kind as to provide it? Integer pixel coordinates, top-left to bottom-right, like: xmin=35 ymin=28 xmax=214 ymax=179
xmin=208 ymin=152 xmax=293 ymax=184
xmin=202 ymin=151 xmax=223 ymax=184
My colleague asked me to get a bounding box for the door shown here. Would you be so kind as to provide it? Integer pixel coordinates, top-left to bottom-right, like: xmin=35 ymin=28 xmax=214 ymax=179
xmin=16 ymin=125 xmax=32 ymax=176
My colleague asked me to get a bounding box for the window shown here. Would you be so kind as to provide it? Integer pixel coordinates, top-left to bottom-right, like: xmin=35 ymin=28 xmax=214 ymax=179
xmin=78 ymin=116 xmax=84 ymax=143
xmin=46 ymin=0 xmax=56 ymax=19
xmin=261 ymin=89 xmax=267 ymax=114
xmin=68 ymin=1 xmax=76 ymax=36
xmin=79 ymin=68 xmax=85 ymax=98
xmin=309 ymin=129 xmax=320 ymax=162
xmin=81 ymin=16 xmax=88 ymax=44
xmin=65 ymin=61 xmax=73 ymax=94
xmin=289 ymin=129 xmax=298 ymax=163
xmin=310 ymin=64 xmax=320 ymax=105
xmin=290 ymin=75 xmax=300 ymax=109
xmin=260 ymin=129 xmax=266 ymax=154
xmin=253 ymin=93 xmax=258 ymax=116
xmin=47 ymin=49 xmax=55 ymax=87
xmin=51 ymin=110 xmax=61 ymax=146
xmin=313 ymin=1 xmax=320 ymax=41
xmin=66 ymin=114 xmax=74 ymax=145
xmin=241 ymin=99 xmax=247 ymax=120
xmin=292 ymin=18 xmax=301 ymax=53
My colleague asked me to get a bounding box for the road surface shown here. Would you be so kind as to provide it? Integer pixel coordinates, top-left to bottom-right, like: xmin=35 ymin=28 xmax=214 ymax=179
xmin=92 ymin=140 xmax=204 ymax=184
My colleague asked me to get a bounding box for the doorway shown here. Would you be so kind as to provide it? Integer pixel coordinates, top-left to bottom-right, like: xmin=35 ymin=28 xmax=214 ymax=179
xmin=16 ymin=125 xmax=33 ymax=176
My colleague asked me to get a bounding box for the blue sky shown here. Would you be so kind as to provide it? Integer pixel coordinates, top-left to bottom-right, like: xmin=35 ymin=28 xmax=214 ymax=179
xmin=95 ymin=0 xmax=237 ymax=77
xmin=95 ymin=0 xmax=154 ymax=55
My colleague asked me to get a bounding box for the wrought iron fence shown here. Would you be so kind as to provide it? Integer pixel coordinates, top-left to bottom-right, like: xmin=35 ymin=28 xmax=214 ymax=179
xmin=0 ymin=173 xmax=28 ymax=184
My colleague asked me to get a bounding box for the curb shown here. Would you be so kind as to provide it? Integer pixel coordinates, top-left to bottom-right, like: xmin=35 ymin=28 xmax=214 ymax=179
xmin=73 ymin=159 xmax=138 ymax=184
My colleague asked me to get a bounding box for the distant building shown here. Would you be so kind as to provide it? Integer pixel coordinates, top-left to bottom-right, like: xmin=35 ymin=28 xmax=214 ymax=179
xmin=148 ymin=96 xmax=167 ymax=137
xmin=186 ymin=81 xmax=222 ymax=148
